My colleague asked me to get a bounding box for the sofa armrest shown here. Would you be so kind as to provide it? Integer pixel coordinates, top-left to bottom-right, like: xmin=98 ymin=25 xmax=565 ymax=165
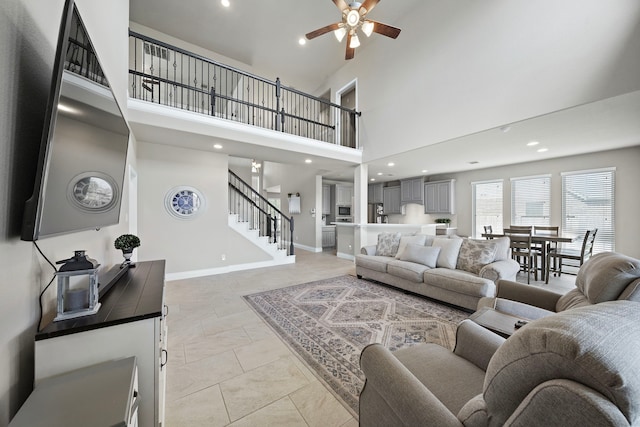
xmin=360 ymin=344 xmax=462 ymax=427
xmin=453 ymin=319 xmax=505 ymax=371
xmin=495 ymin=279 xmax=564 ymax=312
xmin=479 ymin=259 xmax=520 ymax=282
xmin=361 ymin=245 xmax=377 ymax=255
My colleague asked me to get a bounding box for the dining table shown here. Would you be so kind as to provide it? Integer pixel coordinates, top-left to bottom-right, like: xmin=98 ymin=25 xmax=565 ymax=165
xmin=482 ymin=232 xmax=579 ymax=282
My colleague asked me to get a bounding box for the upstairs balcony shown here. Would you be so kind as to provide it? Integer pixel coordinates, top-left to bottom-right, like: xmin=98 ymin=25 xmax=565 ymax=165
xmin=127 ymin=31 xmax=361 ymax=149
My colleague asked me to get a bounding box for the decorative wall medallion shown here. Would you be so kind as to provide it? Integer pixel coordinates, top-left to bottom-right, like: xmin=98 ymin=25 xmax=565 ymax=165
xmin=165 ymin=186 xmax=206 ymax=219
xmin=67 ymin=172 xmax=118 ymax=212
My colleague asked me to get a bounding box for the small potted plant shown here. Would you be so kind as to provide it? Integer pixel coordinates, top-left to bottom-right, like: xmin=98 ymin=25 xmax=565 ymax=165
xmin=435 ymin=218 xmax=451 ymax=225
xmin=114 ymin=234 xmax=140 ymax=267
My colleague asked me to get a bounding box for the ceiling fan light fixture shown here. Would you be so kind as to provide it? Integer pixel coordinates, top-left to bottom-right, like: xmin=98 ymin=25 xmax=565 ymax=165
xmin=334 ymin=27 xmax=347 ymax=42
xmin=346 ymin=9 xmax=360 ymax=27
xmin=349 ymin=33 xmax=360 ymax=48
xmin=362 ymin=21 xmax=374 ymax=37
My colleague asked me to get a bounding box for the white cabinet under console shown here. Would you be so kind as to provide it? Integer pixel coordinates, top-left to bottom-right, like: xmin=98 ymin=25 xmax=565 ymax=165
xmin=35 ymin=260 xmax=167 ymax=427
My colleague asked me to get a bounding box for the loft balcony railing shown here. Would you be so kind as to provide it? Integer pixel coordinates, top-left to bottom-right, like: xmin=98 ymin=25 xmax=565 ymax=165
xmin=128 ymin=31 xmax=360 ymax=147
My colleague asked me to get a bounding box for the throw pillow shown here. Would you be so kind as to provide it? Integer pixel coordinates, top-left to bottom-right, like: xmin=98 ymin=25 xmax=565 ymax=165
xmin=457 ymin=238 xmax=499 ymax=275
xmin=399 ymin=244 xmax=441 ymax=268
xmin=376 ymin=232 xmax=402 ymax=257
xmin=492 ymin=236 xmax=511 ymax=261
xmin=395 ymin=234 xmax=428 ymax=259
xmin=432 ymin=237 xmax=463 ymax=269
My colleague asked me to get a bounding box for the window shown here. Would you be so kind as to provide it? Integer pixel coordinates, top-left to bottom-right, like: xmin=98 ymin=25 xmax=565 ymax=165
xmin=511 ymin=175 xmax=551 ymax=226
xmin=472 ymin=180 xmax=503 ymax=238
xmin=562 ymin=168 xmax=615 ymax=252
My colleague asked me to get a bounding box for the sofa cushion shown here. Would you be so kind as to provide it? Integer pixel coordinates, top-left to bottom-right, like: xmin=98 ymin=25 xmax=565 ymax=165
xmin=355 ymin=254 xmax=392 ymax=273
xmin=387 ymin=260 xmax=431 ymax=283
xmin=575 ymin=252 xmax=640 ymax=304
xmin=376 ymin=232 xmax=402 ymax=257
xmin=432 ymin=237 xmax=463 ymax=269
xmin=399 ymin=244 xmax=441 ymax=268
xmin=556 ymin=288 xmax=591 ymax=311
xmin=424 ymin=268 xmax=496 ymax=298
xmin=457 ymin=239 xmax=499 ymax=275
xmin=395 ymin=234 xmax=428 ymax=259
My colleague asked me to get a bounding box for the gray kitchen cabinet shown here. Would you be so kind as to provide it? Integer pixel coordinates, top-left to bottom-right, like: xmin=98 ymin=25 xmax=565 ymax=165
xmin=401 ymin=177 xmax=424 ymax=205
xmin=322 ymin=184 xmax=331 ymax=214
xmin=383 ymin=186 xmax=402 ymax=214
xmin=322 ymin=226 xmax=336 ymax=247
xmin=368 ymin=183 xmax=384 ymax=204
xmin=424 ymin=179 xmax=456 ymax=214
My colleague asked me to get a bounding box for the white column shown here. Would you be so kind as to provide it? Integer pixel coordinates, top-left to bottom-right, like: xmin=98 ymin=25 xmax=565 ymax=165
xmin=353 ymin=164 xmax=368 ymax=255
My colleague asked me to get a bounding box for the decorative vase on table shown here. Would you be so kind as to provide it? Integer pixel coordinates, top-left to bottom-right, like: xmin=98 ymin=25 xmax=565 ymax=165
xmin=114 ymin=234 xmax=140 ymax=269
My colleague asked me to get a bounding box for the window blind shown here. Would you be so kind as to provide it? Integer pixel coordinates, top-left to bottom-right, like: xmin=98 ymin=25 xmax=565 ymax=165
xmin=472 ymin=180 xmax=503 ymax=238
xmin=510 ymin=175 xmax=551 ymax=226
xmin=562 ymin=168 xmax=615 ymax=252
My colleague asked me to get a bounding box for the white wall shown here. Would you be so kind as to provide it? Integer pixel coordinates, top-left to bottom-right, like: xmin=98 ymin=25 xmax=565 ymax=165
xmin=323 ymin=0 xmax=640 ymax=162
xmin=137 ymin=142 xmax=271 ymax=275
xmin=437 ymin=146 xmax=640 ymax=259
xmin=0 ymin=0 xmax=130 ymax=423
xmin=263 ymin=163 xmax=323 ymax=250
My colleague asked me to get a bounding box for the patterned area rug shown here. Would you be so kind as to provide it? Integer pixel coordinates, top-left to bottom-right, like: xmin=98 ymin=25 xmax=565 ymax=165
xmin=243 ymin=275 xmax=469 ymax=416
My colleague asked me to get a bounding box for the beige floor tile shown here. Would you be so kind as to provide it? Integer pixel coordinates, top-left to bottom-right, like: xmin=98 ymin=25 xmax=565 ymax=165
xmin=220 ymin=356 xmax=311 ymax=421
xmin=290 ymin=381 xmax=353 ymax=427
xmin=201 ymin=309 xmax=262 ymax=336
xmin=184 ymin=328 xmax=252 ymax=363
xmin=227 ymin=397 xmax=308 ymax=427
xmin=164 ymin=384 xmax=230 ymax=427
xmin=234 ymin=336 xmax=291 ymax=371
xmin=340 ymin=417 xmax=359 ymax=427
xmin=166 ymin=350 xmax=243 ymax=401
xmin=243 ymin=322 xmax=276 ymax=341
xmin=212 ymin=294 xmax=254 ymax=317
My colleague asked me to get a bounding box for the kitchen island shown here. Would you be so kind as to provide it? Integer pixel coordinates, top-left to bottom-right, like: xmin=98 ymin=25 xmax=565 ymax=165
xmin=333 ymin=223 xmax=447 ymax=260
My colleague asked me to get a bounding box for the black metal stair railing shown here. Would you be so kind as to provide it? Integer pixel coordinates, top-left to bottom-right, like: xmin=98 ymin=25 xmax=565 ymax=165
xmin=128 ymin=30 xmax=360 ymax=146
xmin=228 ymin=170 xmax=294 ymax=256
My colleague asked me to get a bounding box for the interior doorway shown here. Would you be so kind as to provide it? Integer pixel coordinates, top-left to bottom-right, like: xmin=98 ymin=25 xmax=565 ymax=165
xmin=336 ymin=79 xmax=357 ymax=148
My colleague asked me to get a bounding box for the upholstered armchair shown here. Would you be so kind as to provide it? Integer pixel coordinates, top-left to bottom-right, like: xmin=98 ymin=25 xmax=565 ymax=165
xmin=477 ymin=251 xmax=640 ymax=320
xmin=359 ymin=300 xmax=640 ymax=426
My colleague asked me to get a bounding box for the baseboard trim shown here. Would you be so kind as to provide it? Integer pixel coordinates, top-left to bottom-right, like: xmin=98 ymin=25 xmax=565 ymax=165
xmin=294 ymin=242 xmax=322 ymax=253
xmin=336 ymin=252 xmax=355 ymax=261
xmin=166 ymin=256 xmax=296 ymax=281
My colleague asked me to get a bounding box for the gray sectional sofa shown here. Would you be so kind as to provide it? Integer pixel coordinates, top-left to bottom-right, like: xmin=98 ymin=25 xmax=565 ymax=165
xmin=355 ymin=233 xmax=520 ymax=310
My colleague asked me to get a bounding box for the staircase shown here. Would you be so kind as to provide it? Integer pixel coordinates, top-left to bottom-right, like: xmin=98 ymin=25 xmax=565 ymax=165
xmin=228 ymin=170 xmax=295 ymax=264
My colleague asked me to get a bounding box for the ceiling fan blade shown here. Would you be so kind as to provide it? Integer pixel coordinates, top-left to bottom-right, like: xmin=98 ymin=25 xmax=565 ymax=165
xmin=333 ymin=0 xmax=349 ymax=12
xmin=345 ymin=33 xmax=355 ymax=60
xmin=370 ymin=20 xmax=401 ymax=39
xmin=359 ymin=0 xmax=380 ymax=15
xmin=306 ymin=22 xmax=341 ymax=40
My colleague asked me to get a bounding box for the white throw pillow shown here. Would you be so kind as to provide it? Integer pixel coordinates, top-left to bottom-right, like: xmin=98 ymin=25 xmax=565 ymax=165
xmin=395 ymin=234 xmax=428 ymax=259
xmin=399 ymin=244 xmax=441 ymax=268
xmin=432 ymin=237 xmax=463 ymax=269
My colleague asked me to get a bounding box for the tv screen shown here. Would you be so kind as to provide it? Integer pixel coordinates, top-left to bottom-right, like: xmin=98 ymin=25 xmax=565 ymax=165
xmin=21 ymin=0 xmax=130 ymax=241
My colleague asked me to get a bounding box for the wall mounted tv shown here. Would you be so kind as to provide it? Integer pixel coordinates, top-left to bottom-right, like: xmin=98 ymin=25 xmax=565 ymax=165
xmin=21 ymin=0 xmax=130 ymax=241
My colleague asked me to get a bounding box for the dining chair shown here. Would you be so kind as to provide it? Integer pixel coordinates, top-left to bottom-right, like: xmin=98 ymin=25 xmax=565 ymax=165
xmin=534 ymin=225 xmax=559 ymax=279
xmin=483 ymin=225 xmax=493 ymax=240
xmin=504 ymin=228 xmax=538 ymax=284
xmin=546 ymin=228 xmax=598 ymax=283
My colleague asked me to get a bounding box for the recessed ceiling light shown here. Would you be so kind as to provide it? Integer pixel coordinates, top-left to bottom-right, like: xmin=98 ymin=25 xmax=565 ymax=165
xmin=221 ymin=0 xmax=230 ymax=7
xmin=377 ymin=172 xmax=383 ymax=176
xmin=304 ymin=158 xmax=312 ymax=163
xmin=370 ymin=178 xmax=375 ymax=181
xmin=537 ymin=148 xmax=549 ymax=153
xmin=527 ymin=141 xmax=540 ymax=146
xmin=298 ymin=38 xmax=306 ymax=46
xmin=421 ymin=169 xmax=428 ymax=173
xmin=213 ymin=143 xmax=222 ymax=149
xmin=387 ymin=162 xmax=395 ymax=167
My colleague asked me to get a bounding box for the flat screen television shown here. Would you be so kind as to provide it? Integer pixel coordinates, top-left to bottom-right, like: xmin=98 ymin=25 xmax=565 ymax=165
xmin=21 ymin=0 xmax=130 ymax=241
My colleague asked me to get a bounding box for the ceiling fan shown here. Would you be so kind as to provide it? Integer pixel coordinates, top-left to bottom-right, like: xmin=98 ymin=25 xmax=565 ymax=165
xmin=305 ymin=0 xmax=401 ymax=60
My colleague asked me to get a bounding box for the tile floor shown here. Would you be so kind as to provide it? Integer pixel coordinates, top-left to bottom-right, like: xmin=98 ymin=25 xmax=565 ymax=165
xmin=163 ymin=249 xmax=576 ymax=426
